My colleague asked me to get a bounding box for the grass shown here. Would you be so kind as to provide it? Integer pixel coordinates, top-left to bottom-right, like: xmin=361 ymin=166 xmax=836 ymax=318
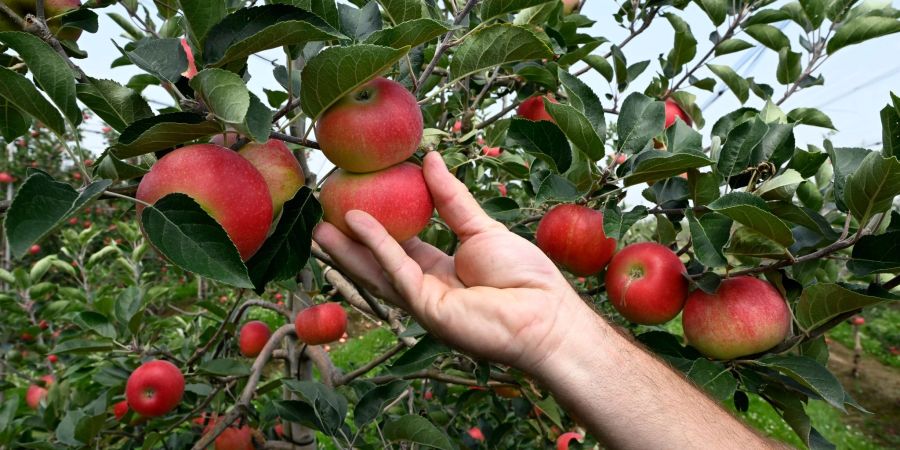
xmin=828 ymin=304 xmax=900 ymax=369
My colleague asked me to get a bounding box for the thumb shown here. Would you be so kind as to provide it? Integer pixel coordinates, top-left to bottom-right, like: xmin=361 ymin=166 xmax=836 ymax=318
xmin=422 ymin=152 xmax=504 ymax=239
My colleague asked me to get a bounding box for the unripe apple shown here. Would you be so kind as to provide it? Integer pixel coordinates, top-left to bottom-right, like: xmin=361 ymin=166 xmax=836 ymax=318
xmin=113 ymin=400 xmax=129 ymax=420
xmin=239 ymin=321 xmax=271 ymax=358
xmin=517 ymin=95 xmax=558 ymax=122
xmin=605 ymin=242 xmax=688 ymax=325
xmin=561 ymin=0 xmax=580 ymax=15
xmin=851 ymin=316 xmax=865 ymax=326
xmin=294 ymin=303 xmax=347 ymax=346
xmin=214 ymin=425 xmax=254 ymax=450
xmin=535 ymin=204 xmax=616 ymax=276
xmin=664 ymin=98 xmax=692 ymax=128
xmin=181 ymin=39 xmax=198 ymax=79
xmin=0 ymin=172 xmax=13 ymax=183
xmin=557 ymin=432 xmax=584 ymax=450
xmin=319 ymin=163 xmax=434 ymax=242
xmin=237 ymin=139 xmax=305 ymax=217
xmin=125 ymin=360 xmax=184 ymax=417
xmin=316 ymin=77 xmax=423 ymax=173
xmin=682 ymin=276 xmax=791 ymax=359
xmin=136 ymin=144 xmax=273 ymax=261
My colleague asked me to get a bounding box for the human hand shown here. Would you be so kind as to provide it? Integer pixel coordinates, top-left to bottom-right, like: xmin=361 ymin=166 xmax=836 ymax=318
xmin=313 ymin=152 xmax=589 ymax=373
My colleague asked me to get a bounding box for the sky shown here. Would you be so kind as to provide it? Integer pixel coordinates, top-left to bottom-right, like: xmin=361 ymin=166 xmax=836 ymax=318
xmin=70 ymin=0 xmax=899 ymax=174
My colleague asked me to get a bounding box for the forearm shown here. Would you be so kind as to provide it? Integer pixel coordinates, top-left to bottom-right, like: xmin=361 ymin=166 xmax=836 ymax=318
xmin=534 ymin=299 xmax=777 ymax=449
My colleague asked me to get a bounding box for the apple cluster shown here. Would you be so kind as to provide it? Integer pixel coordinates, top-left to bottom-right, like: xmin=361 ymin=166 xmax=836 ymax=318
xmin=317 ymin=77 xmax=435 ymax=242
xmin=533 ymin=99 xmax=791 ymax=360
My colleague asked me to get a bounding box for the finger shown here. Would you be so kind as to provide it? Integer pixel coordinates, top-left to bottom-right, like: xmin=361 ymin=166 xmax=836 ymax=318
xmin=423 ymin=152 xmax=505 ymax=239
xmin=345 ymin=210 xmax=425 ymax=301
xmin=400 ymin=238 xmax=451 ymax=273
xmin=312 ymin=222 xmax=401 ymax=301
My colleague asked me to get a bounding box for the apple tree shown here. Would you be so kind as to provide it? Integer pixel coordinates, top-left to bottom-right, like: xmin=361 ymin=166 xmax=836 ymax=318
xmin=1 ymin=0 xmax=899 ymax=449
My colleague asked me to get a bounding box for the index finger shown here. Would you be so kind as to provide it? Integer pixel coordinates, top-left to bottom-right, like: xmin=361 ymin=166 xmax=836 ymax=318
xmin=422 ymin=152 xmax=505 ymax=239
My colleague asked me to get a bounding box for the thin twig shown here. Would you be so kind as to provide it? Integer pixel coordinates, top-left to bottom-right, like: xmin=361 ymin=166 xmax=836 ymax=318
xmin=414 ymin=0 xmax=479 ymax=95
xmin=335 ymin=343 xmax=406 ymax=386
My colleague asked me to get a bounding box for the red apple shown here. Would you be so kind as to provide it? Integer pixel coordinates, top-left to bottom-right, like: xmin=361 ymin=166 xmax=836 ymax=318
xmin=294 ymin=303 xmax=347 ymax=346
xmin=316 ymin=77 xmax=423 ymax=173
xmin=113 ymin=400 xmax=129 ymax=420
xmin=424 ymin=391 xmax=433 ymax=400
xmin=136 ymin=144 xmax=273 ymax=261
xmin=319 ymin=163 xmax=434 ymax=242
xmin=557 ymin=432 xmax=584 ymax=450
xmin=181 ymin=38 xmax=198 ymax=79
xmin=125 ymin=360 xmax=185 ymax=417
xmin=682 ymin=276 xmax=792 ymax=359
xmin=517 ymin=95 xmax=558 ymax=122
xmin=467 ymin=427 xmax=485 ymax=442
xmin=214 ymin=425 xmax=254 ymax=450
xmin=0 ymin=172 xmax=13 ymax=183
xmin=561 ymin=0 xmax=580 ymax=15
xmin=26 ymin=375 xmax=55 ymax=409
xmin=29 ymin=244 xmax=41 ymax=255
xmin=239 ymin=321 xmax=272 ymax=358
xmin=535 ymin=204 xmax=616 ymax=276
xmin=497 ymin=183 xmax=507 ymax=197
xmin=274 ymin=422 xmax=284 ymax=438
xmin=68 ymin=217 xmax=78 ymax=225
xmin=21 ymin=332 xmax=33 ymax=342
xmin=604 ymin=242 xmax=688 ymax=325
xmin=47 ymin=354 xmax=58 ymax=364
xmin=664 ymin=98 xmax=692 ymax=128
xmin=274 ymin=293 xmax=284 ymax=301
xmin=851 ymin=316 xmax=865 ymax=326
xmin=237 ymin=139 xmax=305 ymax=217
xmin=453 ymin=120 xmax=463 ymax=133
xmin=39 ymin=320 xmax=49 ymax=330
xmin=482 ymin=146 xmax=501 ymax=157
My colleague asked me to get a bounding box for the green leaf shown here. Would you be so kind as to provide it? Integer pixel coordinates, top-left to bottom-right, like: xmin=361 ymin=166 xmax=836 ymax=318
xmin=695 ymin=0 xmax=727 ymax=26
xmin=616 ymin=93 xmax=665 ymax=155
xmin=190 ymin=68 xmax=250 ymax=124
xmin=5 ymin=172 xmax=111 ymax=259
xmin=715 ymin=38 xmax=755 ymax=56
xmin=744 ymin=24 xmax=791 ymax=51
xmin=300 ymin=44 xmax=410 ymax=119
xmin=364 ymin=18 xmax=451 ymax=49
xmin=0 ymin=98 xmax=30 ymax=141
xmin=707 ymin=192 xmax=794 ymax=246
xmin=558 ymin=69 xmax=606 ymax=144
xmin=602 ymin=205 xmax=649 ymax=241
xmin=756 ymin=355 xmax=846 ymax=410
xmin=481 ymin=0 xmax=554 ymax=20
xmin=0 ymin=66 xmax=66 ymax=135
xmin=795 ymin=283 xmax=893 ymax=331
xmin=276 ymin=0 xmax=341 ymax=29
xmin=118 ymin=38 xmax=187 ymax=83
xmin=246 ymin=188 xmax=321 ymax=292
xmin=825 ymin=143 xmax=871 ymax=212
xmin=757 ymin=168 xmax=803 ymax=200
xmin=177 ymin=0 xmax=226 ymax=49
xmin=378 ymin=0 xmax=427 ymax=24
xmin=388 ymin=335 xmax=450 ymax=375
xmin=74 ymin=312 xmax=116 ymax=339
xmin=787 ymin=107 xmax=836 ymax=129
xmin=112 ymin=112 xmax=224 ymax=158
xmin=776 ymin=48 xmax=802 ymax=85
xmin=666 ymin=118 xmax=703 ymax=153
xmin=557 ymin=40 xmax=603 ymax=67
xmin=93 ymin=150 xmax=150 ymax=181
xmin=726 ymin=226 xmax=790 ymax=258
xmin=140 ymin=193 xmax=253 ymax=288
xmin=716 ymin=117 xmax=769 ymax=176
xmin=339 ymin=1 xmax=383 ymax=41
xmin=0 ymin=32 xmax=80 ymax=126
xmin=686 ymin=358 xmax=737 ymax=401
xmin=76 ymin=78 xmax=153 ymax=132
xmin=583 ymin=54 xmax=613 ymax=81
xmin=624 ymin=150 xmax=714 ymax=186
xmin=448 ymin=24 xmax=553 ymax=84
xmin=544 ymin=101 xmax=605 ymax=161
xmin=848 ymin=231 xmax=900 ymax=275
xmin=788 ymin=148 xmax=829 ymax=178
xmin=686 ymin=210 xmax=732 ymax=268
xmin=745 ymin=9 xmax=792 ymax=26
xmin=508 ymin=118 xmax=572 ymax=172
xmin=52 ymin=338 xmax=114 ymax=354
xmin=204 ymin=5 xmax=344 ymax=67
xmin=281 ymin=380 xmax=348 ymax=435
xmin=800 ymin=0 xmax=827 ymax=28
xmin=708 ymin=64 xmax=749 ymax=104
xmin=233 ymin=93 xmax=274 ymax=144
xmin=383 ymin=415 xmax=453 ymax=450
xmin=882 ymin=102 xmax=900 ymax=159
xmin=198 ymin=358 xmax=251 ymax=376
xmin=354 ymin=380 xmax=410 ymax=426
xmin=843 ymin=152 xmax=900 ymax=226
xmin=113 ymin=286 xmax=143 ymax=332
xmin=827 ymin=16 xmax=900 ymax=54
xmin=665 ymin=13 xmax=697 ymax=75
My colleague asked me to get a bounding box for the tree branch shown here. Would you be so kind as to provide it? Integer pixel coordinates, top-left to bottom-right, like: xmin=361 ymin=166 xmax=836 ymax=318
xmin=573 ymin=7 xmax=661 ymax=77
xmin=270 ymin=131 xmax=320 ymax=149
xmin=334 ymin=343 xmax=406 ymax=386
xmin=414 ymin=0 xmax=479 ymax=95
xmin=364 ymin=368 xmax=517 ymax=387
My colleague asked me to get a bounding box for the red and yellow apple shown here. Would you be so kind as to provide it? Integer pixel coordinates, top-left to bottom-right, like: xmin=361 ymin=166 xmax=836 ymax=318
xmin=664 ymin=98 xmax=692 ymax=128
xmin=682 ymin=276 xmax=791 ymax=359
xmin=26 ymin=375 xmax=55 ymax=409
xmin=605 ymin=242 xmax=688 ymax=325
xmin=136 ymin=144 xmax=273 ymax=261
xmin=125 ymin=360 xmax=184 ymax=417
xmin=294 ymin=303 xmax=347 ymax=346
xmin=238 ymin=321 xmax=271 ymax=358
xmin=181 ymin=38 xmax=198 ymax=79
xmin=535 ymin=204 xmax=616 ymax=276
xmin=237 ymin=139 xmax=305 ymax=217
xmin=0 ymin=172 xmax=13 ymax=183
xmin=316 ymin=77 xmax=423 ymax=173
xmin=561 ymin=0 xmax=580 ymax=15
xmin=319 ymin=163 xmax=434 ymax=242
xmin=517 ymin=94 xmax=558 ymax=122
